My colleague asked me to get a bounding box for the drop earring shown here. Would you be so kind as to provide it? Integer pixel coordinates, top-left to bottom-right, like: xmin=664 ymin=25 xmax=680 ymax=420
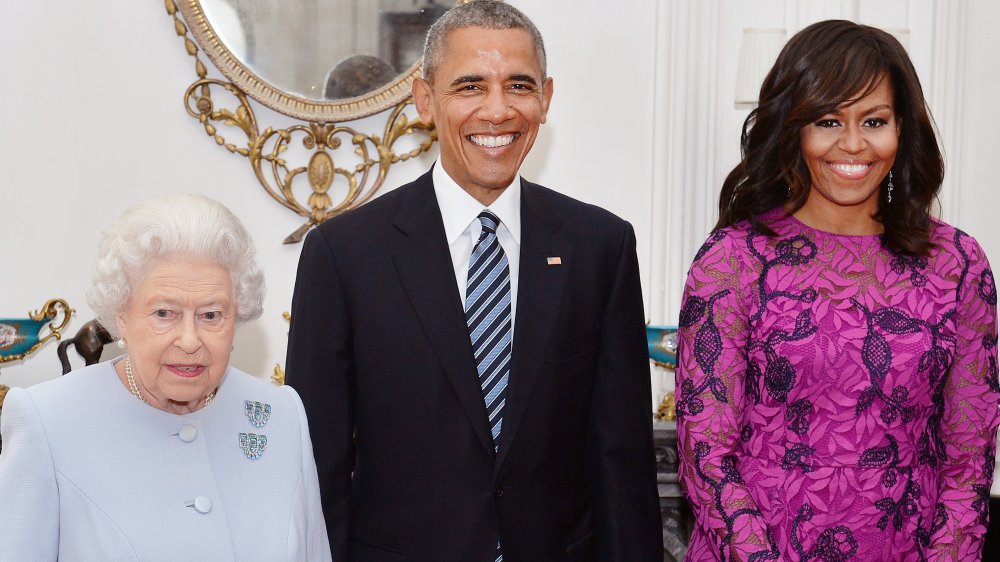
xmin=116 ymin=337 xmax=126 ymax=349
xmin=886 ymin=171 xmax=894 ymax=204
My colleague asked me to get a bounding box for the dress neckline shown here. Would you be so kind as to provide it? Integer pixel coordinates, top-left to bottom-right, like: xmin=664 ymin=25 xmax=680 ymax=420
xmin=764 ymin=208 xmax=884 ymax=241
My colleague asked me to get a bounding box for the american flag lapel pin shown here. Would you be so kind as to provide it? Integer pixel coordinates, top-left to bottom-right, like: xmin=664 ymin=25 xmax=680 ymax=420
xmin=546 ymin=257 xmax=562 ymax=265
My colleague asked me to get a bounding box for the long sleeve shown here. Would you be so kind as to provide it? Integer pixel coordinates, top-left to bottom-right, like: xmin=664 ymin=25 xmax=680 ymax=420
xmin=283 ymin=385 xmax=333 ymax=561
xmin=676 ymin=231 xmax=780 ymax=561
xmin=587 ymin=222 xmax=664 ymax=560
xmin=285 ymin=227 xmax=356 ymax=561
xmin=0 ymin=388 xmax=60 ymax=561
xmin=927 ymin=235 xmax=1000 ymax=560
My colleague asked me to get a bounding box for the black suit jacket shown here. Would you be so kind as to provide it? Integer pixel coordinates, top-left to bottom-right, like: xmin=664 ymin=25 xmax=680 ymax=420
xmin=286 ymin=170 xmax=661 ymax=561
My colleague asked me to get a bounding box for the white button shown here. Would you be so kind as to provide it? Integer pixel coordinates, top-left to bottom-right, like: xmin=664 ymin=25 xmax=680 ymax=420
xmin=178 ymin=425 xmax=197 ymax=443
xmin=192 ymin=496 xmax=212 ymax=514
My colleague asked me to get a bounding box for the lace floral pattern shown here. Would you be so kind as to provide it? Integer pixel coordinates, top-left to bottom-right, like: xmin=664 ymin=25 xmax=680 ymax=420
xmin=677 ymin=209 xmax=999 ymax=561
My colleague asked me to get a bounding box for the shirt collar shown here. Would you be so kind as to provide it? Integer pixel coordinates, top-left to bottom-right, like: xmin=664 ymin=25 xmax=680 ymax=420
xmin=432 ymin=161 xmax=521 ymax=245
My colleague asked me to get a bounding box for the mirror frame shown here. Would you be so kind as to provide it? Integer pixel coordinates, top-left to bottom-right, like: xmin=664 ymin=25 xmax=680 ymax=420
xmin=176 ymin=0 xmax=436 ymax=122
xmin=165 ymin=0 xmax=478 ymax=243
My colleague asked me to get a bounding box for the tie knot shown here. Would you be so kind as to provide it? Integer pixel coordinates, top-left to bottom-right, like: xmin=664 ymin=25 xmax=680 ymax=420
xmin=478 ymin=211 xmax=500 ymax=235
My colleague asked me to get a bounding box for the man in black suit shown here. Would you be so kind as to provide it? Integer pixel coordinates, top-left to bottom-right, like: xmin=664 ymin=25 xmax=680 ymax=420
xmin=286 ymin=1 xmax=662 ymax=560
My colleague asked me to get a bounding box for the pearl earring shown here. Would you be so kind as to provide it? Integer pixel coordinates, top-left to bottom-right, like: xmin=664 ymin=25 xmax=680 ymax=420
xmin=116 ymin=337 xmax=126 ymax=349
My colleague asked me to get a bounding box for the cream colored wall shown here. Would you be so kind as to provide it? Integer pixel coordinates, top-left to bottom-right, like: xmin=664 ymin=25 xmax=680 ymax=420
xmin=651 ymin=0 xmax=1000 ymax=323
xmin=0 ymin=0 xmax=657 ymax=388
xmin=1 ymin=0 xmax=998 ymax=410
xmin=646 ymin=0 xmax=1000 ymax=399
xmin=954 ymin=0 xmax=1000 ymax=260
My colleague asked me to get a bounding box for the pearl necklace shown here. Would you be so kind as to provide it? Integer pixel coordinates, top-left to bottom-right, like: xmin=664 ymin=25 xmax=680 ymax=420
xmin=123 ymin=355 xmax=215 ymax=407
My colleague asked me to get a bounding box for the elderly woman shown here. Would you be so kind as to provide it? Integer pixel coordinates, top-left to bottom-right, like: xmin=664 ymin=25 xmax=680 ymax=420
xmin=676 ymin=20 xmax=999 ymax=561
xmin=0 ymin=194 xmax=331 ymax=560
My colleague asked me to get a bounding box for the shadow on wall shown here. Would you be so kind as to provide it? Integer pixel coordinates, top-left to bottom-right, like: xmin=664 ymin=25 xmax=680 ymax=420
xmin=232 ymin=319 xmax=272 ymax=380
xmin=519 ymin=126 xmax=555 ymax=185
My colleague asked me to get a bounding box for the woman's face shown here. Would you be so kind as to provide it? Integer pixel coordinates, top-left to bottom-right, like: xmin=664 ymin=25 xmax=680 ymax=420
xmin=798 ymin=77 xmax=900 ymax=231
xmin=116 ymin=253 xmax=235 ymax=413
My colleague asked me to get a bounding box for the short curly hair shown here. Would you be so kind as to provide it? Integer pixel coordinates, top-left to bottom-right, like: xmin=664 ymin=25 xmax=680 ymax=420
xmin=86 ymin=193 xmax=265 ymax=336
xmin=422 ymin=0 xmax=546 ymax=84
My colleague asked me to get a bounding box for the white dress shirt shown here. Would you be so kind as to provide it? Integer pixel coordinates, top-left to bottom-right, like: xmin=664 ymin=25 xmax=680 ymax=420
xmin=432 ymin=162 xmax=521 ymax=333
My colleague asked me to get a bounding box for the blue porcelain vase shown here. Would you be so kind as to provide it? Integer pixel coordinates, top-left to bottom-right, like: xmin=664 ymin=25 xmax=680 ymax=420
xmin=646 ymin=325 xmax=678 ymax=369
xmin=0 ymin=299 xmax=72 ymax=364
xmin=0 ymin=318 xmax=53 ymax=359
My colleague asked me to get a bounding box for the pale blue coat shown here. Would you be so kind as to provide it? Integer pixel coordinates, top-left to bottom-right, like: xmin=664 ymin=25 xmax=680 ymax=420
xmin=0 ymin=360 xmax=332 ymax=561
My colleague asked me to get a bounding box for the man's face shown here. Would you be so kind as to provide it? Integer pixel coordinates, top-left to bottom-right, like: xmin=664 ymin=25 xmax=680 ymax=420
xmin=413 ymin=27 xmax=553 ymax=205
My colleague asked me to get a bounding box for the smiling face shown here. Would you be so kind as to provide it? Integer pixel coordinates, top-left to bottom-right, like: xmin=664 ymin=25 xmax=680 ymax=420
xmin=796 ymin=77 xmax=900 ymax=233
xmin=115 ymin=253 xmax=235 ymax=414
xmin=412 ymin=26 xmax=553 ymax=205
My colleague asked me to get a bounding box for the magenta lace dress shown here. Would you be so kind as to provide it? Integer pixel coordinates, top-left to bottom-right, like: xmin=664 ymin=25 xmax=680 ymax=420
xmin=676 ymin=209 xmax=999 ymax=561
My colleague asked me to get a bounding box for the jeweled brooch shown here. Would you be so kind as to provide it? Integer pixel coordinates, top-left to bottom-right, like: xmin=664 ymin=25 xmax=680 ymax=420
xmin=244 ymin=400 xmax=272 ymax=428
xmin=239 ymin=432 xmax=267 ymax=460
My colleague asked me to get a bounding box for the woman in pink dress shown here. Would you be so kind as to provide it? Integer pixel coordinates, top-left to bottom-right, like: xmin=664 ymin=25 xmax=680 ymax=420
xmin=676 ymin=20 xmax=999 ymax=561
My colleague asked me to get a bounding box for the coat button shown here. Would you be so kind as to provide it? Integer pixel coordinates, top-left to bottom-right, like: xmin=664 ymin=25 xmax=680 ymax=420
xmin=494 ymin=486 xmax=504 ymax=498
xmin=192 ymin=496 xmax=212 ymax=514
xmin=178 ymin=425 xmax=198 ymax=443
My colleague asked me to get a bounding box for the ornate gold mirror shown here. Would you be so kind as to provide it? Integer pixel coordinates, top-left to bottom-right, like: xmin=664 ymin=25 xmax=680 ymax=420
xmin=167 ymin=0 xmax=465 ymax=242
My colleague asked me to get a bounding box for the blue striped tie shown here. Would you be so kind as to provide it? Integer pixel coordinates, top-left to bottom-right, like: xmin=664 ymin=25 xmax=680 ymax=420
xmin=465 ymin=211 xmax=510 ymax=561
xmin=466 ymin=210 xmax=511 ymax=450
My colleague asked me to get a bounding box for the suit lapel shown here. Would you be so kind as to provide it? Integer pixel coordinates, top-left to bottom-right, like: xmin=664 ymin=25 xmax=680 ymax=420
xmin=390 ymin=175 xmax=494 ymax=454
xmin=497 ymin=181 xmax=572 ymax=470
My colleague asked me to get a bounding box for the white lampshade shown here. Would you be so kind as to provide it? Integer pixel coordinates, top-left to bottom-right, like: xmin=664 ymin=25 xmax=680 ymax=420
xmin=734 ymin=28 xmax=788 ymax=106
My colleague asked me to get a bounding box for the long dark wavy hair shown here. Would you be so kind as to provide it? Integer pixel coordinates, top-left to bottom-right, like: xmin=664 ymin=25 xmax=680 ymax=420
xmin=716 ymin=20 xmax=944 ymax=255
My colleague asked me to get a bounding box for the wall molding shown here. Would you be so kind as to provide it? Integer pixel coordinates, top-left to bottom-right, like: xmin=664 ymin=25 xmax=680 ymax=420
xmin=928 ymin=0 xmax=968 ymax=224
xmin=649 ymin=0 xmax=721 ymax=325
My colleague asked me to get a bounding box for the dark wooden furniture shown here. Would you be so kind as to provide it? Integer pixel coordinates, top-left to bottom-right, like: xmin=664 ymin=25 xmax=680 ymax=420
xmin=654 ymin=421 xmax=694 ymax=561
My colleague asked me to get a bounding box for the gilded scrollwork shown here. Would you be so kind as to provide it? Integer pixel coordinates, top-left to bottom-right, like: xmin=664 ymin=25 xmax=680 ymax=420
xmin=0 ymin=298 xmax=73 ymax=364
xmin=166 ymin=0 xmax=439 ymax=243
xmin=272 ymin=311 xmax=292 ymax=386
xmin=656 ymin=391 xmax=677 ymax=421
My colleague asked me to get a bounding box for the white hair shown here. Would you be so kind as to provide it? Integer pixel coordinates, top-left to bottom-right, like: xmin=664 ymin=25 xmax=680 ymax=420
xmin=86 ymin=193 xmax=265 ymax=336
